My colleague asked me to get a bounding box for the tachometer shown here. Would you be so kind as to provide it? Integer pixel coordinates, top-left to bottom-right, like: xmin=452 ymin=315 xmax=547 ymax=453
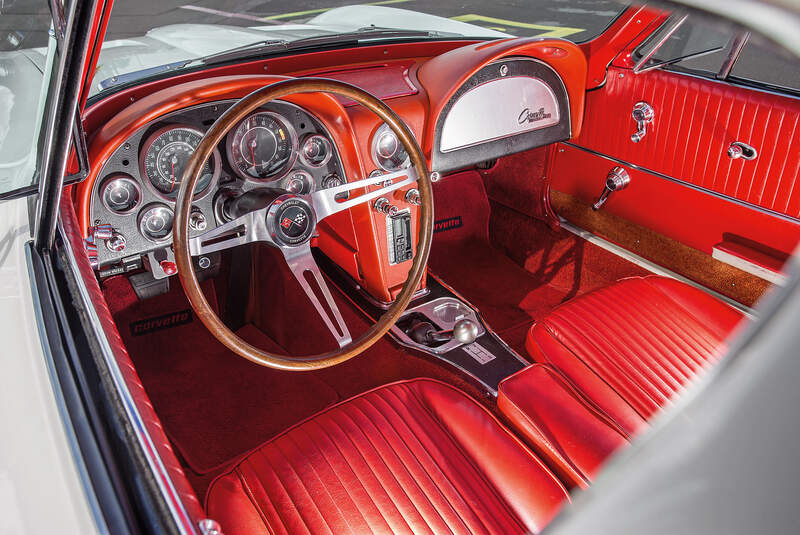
xmin=227 ymin=111 xmax=296 ymax=180
xmin=140 ymin=125 xmax=220 ymax=199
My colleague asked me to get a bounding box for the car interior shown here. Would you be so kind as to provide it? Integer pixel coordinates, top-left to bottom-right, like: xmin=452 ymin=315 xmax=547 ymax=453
xmin=57 ymin=4 xmax=800 ymax=533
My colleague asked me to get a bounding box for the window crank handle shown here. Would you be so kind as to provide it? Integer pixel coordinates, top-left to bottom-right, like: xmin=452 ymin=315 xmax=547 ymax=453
xmin=593 ymin=167 xmax=631 ymax=211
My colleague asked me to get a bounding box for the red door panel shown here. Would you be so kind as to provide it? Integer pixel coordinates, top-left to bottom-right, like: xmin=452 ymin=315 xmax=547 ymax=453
xmin=572 ymin=66 xmax=800 ymax=218
xmin=551 ymin=144 xmax=800 ymax=256
xmin=553 ymin=65 xmax=800 ymax=264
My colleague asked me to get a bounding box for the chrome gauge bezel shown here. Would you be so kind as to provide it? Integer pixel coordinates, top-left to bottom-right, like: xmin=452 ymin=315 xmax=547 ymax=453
xmin=139 ymin=124 xmax=221 ymax=203
xmin=371 ymin=122 xmax=411 ymax=172
xmin=99 ymin=174 xmax=142 ymax=214
xmin=226 ymin=110 xmax=298 ymax=182
xmin=299 ymin=134 xmax=333 ymax=168
xmin=137 ymin=203 xmax=175 ymax=244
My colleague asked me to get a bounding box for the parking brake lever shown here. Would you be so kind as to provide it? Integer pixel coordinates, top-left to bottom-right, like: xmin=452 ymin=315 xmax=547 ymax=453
xmin=593 ymin=167 xmax=631 ymax=210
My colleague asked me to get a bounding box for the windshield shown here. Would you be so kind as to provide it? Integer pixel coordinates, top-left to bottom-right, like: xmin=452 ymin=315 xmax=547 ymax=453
xmin=0 ymin=0 xmax=56 ymax=196
xmin=91 ymin=0 xmax=629 ymax=97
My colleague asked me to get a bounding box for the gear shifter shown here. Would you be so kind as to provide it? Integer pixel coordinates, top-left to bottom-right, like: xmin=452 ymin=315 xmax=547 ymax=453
xmin=407 ymin=318 xmax=479 ymax=346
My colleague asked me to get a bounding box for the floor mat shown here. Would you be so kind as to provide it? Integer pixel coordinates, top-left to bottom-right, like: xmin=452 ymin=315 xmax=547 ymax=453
xmin=103 ymin=277 xmax=339 ymax=474
xmin=429 ymin=171 xmax=649 ymax=356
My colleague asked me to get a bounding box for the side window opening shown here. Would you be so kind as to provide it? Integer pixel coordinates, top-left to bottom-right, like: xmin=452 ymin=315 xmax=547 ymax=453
xmin=633 ymin=13 xmax=800 ymax=96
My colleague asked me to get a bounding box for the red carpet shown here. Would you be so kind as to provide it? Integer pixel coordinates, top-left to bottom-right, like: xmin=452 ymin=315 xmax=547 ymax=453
xmin=103 ymin=276 xmax=340 ymax=474
xmin=102 ymin=267 xmax=485 ymax=484
xmin=429 ymin=170 xmax=649 ymax=355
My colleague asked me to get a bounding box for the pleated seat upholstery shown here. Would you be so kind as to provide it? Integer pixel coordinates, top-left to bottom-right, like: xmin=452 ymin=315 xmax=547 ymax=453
xmin=525 ymin=276 xmax=744 ymax=434
xmin=206 ymin=378 xmax=570 ymax=535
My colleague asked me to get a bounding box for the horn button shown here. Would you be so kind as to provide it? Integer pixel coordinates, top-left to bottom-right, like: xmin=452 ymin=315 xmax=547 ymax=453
xmin=267 ymin=196 xmax=316 ymax=246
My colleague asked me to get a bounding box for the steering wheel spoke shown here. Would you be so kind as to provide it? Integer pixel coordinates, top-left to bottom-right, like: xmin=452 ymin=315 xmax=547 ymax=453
xmin=189 ymin=209 xmax=271 ymax=255
xmin=311 ymin=167 xmax=418 ymax=220
xmin=281 ymin=244 xmax=352 ymax=348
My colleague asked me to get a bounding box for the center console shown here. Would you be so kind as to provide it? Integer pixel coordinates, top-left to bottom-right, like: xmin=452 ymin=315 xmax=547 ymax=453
xmin=317 ymin=252 xmax=528 ymax=394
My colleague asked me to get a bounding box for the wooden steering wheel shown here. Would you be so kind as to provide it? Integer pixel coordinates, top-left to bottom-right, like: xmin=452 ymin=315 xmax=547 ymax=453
xmin=173 ymin=78 xmax=433 ymax=370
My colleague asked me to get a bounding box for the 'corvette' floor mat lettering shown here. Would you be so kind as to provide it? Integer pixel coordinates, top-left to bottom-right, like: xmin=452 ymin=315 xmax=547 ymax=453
xmin=130 ymin=309 xmax=193 ymax=336
xmin=434 ymin=216 xmax=463 ymax=233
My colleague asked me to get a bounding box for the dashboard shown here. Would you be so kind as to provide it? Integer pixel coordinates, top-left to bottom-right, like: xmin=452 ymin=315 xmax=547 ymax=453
xmin=79 ymin=36 xmax=587 ymax=299
xmin=88 ymin=99 xmax=412 ymax=274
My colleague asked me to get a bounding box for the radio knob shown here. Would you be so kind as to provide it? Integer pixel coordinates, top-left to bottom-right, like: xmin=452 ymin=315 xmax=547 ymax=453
xmin=373 ymin=197 xmax=399 ymax=216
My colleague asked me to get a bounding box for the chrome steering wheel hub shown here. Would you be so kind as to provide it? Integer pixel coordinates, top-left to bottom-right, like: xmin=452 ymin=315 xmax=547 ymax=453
xmin=267 ymin=195 xmax=316 ymax=246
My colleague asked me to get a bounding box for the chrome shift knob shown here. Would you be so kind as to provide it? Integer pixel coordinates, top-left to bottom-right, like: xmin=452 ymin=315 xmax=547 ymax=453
xmin=453 ymin=319 xmax=479 ymax=345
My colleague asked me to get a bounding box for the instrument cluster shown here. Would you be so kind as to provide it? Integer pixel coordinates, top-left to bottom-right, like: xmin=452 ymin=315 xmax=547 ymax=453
xmin=89 ymin=100 xmax=346 ymax=272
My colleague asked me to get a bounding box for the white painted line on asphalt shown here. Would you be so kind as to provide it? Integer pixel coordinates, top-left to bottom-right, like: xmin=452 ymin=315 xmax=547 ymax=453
xmin=179 ymin=5 xmax=282 ymax=24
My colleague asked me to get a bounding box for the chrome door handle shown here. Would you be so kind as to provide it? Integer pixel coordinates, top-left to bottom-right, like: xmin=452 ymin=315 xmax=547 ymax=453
xmin=631 ymin=101 xmax=654 ymax=143
xmin=728 ymin=141 xmax=757 ymax=160
xmin=593 ymin=167 xmax=631 ymax=210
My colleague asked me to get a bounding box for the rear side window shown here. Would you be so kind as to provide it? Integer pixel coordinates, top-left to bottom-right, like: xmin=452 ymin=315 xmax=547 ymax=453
xmin=730 ymin=37 xmax=800 ymax=93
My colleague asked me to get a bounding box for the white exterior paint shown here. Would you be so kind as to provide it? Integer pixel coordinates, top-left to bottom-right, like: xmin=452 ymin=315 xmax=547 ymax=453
xmin=0 ymin=197 xmax=100 ymax=535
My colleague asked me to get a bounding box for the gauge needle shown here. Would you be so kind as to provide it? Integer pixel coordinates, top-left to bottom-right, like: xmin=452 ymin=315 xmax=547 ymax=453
xmin=250 ymin=137 xmax=257 ymax=169
xmin=170 ymin=155 xmax=177 ymax=192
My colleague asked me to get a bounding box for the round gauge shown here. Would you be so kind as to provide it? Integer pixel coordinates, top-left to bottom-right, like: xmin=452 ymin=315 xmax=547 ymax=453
xmin=140 ymin=125 xmax=220 ymax=200
xmin=138 ymin=203 xmax=174 ymax=243
xmin=285 ymin=170 xmax=314 ymax=195
xmin=227 ymin=111 xmax=296 ymax=180
xmin=371 ymin=123 xmax=410 ymax=172
xmin=300 ymin=135 xmax=332 ymax=167
xmin=100 ymin=174 xmax=141 ymax=214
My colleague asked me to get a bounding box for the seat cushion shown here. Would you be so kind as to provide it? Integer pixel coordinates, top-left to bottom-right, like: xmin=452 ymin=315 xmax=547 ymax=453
xmin=498 ymin=364 xmax=630 ymax=489
xmin=526 ymin=276 xmax=743 ymax=434
xmin=206 ymin=379 xmax=569 ymax=535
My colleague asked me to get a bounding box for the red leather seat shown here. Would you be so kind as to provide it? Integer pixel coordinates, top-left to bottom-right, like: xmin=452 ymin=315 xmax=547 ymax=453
xmin=526 ymin=276 xmax=743 ymax=434
xmin=206 ymin=378 xmax=570 ymax=535
xmin=498 ymin=364 xmax=630 ymax=489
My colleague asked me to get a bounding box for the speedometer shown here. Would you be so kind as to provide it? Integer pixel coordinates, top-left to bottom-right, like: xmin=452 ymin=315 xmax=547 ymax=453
xmin=140 ymin=125 xmax=220 ymax=200
xmin=227 ymin=111 xmax=296 ymax=180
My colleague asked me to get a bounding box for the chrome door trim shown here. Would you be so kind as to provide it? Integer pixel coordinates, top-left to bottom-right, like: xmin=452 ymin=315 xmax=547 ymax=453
xmin=561 ymin=142 xmax=800 ymax=225
xmin=57 ymin=221 xmax=197 ymax=534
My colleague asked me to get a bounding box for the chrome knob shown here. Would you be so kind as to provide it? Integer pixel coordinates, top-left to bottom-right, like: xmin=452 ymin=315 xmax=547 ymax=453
xmin=374 ymin=197 xmax=399 ymax=216
xmin=189 ymin=211 xmax=207 ymax=231
xmin=630 ymin=101 xmax=654 ymax=143
xmin=727 ymin=141 xmax=757 ymax=160
xmin=453 ymin=319 xmax=479 ymax=345
xmin=592 ymin=166 xmax=631 ymax=210
xmin=105 ymin=233 xmax=127 ymax=252
xmin=405 ymin=188 xmax=421 ymax=206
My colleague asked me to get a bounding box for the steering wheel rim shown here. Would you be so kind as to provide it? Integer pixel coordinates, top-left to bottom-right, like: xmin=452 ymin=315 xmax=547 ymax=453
xmin=173 ymin=78 xmax=433 ymax=370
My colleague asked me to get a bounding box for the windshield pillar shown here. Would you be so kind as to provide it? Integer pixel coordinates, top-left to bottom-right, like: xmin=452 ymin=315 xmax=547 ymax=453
xmin=34 ymin=0 xmax=100 ymax=251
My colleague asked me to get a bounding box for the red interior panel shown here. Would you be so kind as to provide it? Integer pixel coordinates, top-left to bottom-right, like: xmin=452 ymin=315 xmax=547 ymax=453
xmin=551 ymin=143 xmax=800 ymax=255
xmin=573 ymin=66 xmax=800 ymax=219
xmin=303 ymin=61 xmax=419 ymax=107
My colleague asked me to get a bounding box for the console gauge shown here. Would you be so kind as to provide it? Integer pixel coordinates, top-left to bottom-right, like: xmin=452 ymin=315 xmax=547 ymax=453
xmin=371 ymin=123 xmax=410 ymax=172
xmin=300 ymin=134 xmax=332 ymax=167
xmin=138 ymin=203 xmax=174 ymax=243
xmin=227 ymin=111 xmax=296 ymax=180
xmin=285 ymin=170 xmax=314 ymax=195
xmin=140 ymin=125 xmax=220 ymax=200
xmin=100 ymin=174 xmax=141 ymax=214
